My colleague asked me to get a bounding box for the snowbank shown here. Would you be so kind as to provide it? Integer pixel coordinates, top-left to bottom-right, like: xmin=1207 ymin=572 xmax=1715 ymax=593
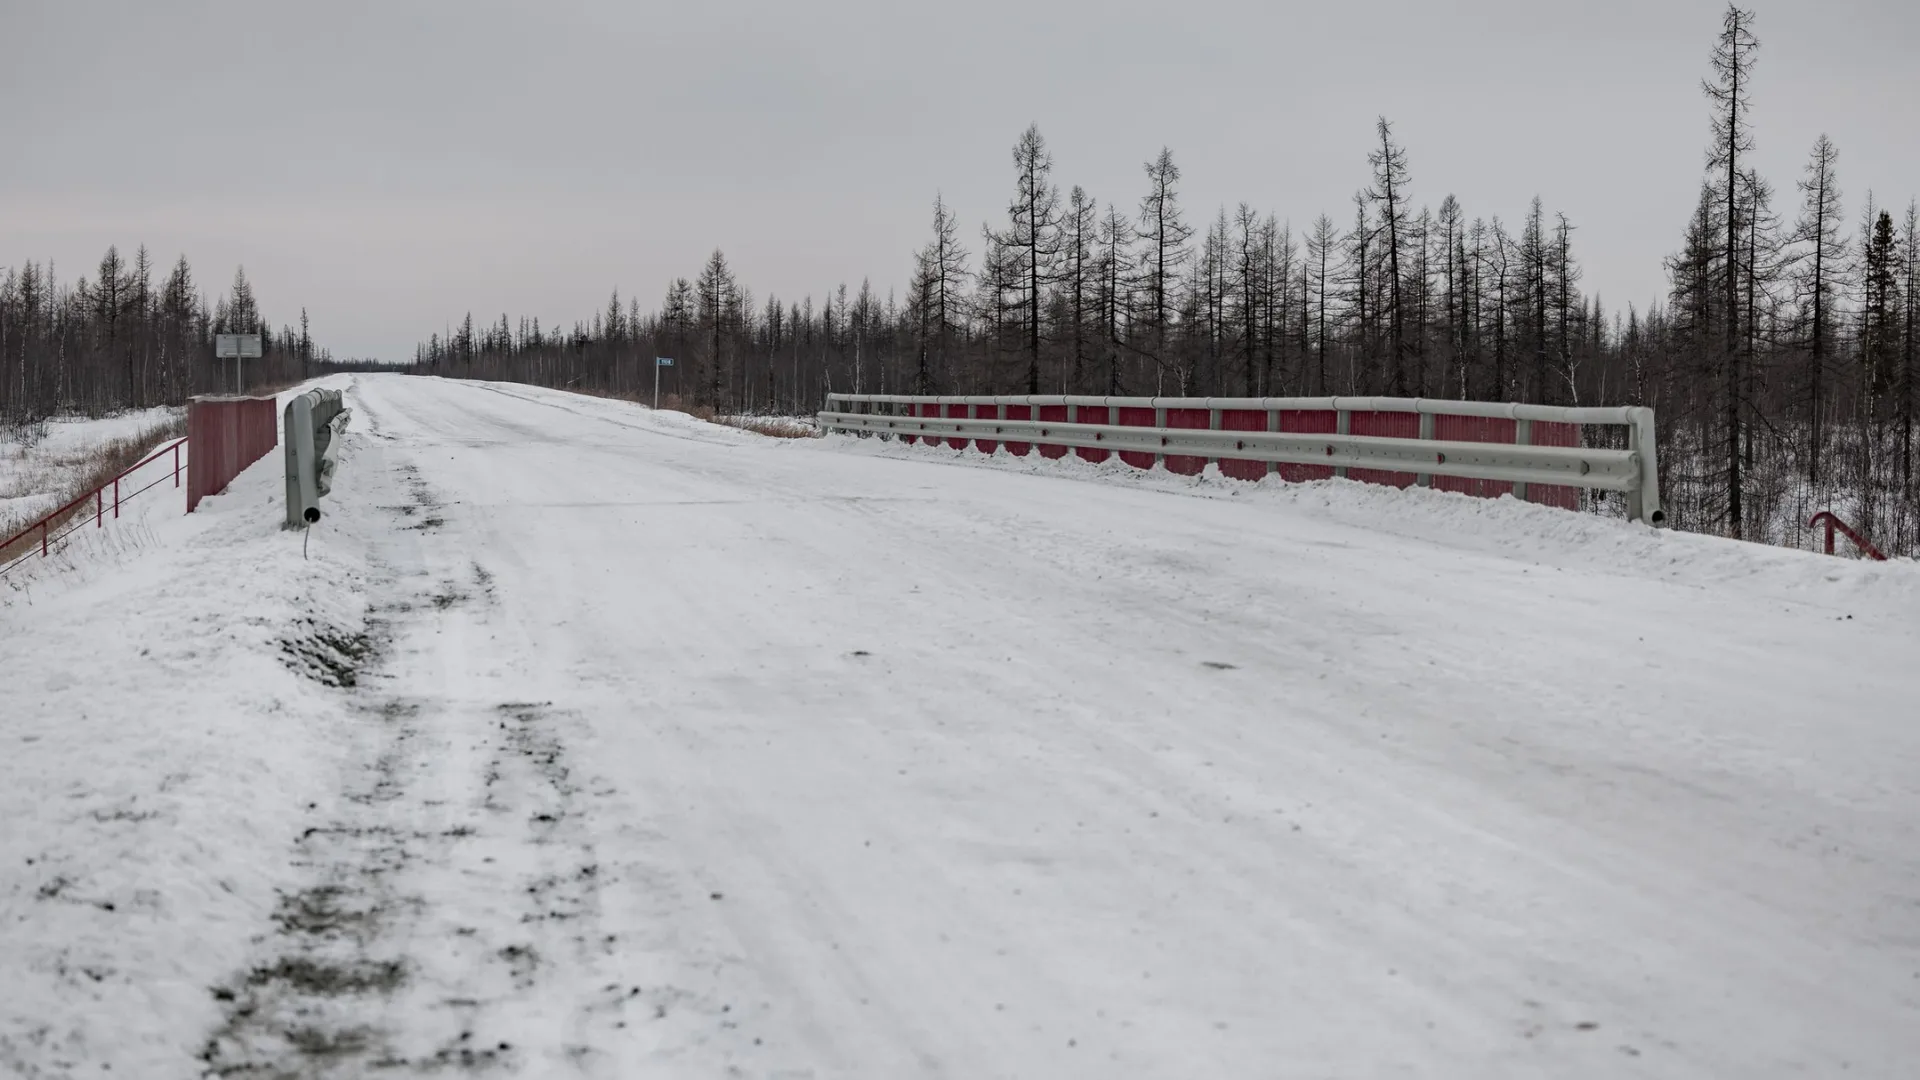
xmin=814 ymin=428 xmax=1920 ymax=607
xmin=0 ymin=379 xmax=372 ymax=1074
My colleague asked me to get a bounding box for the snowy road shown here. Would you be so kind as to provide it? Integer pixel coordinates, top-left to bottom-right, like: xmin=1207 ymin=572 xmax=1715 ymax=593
xmin=6 ymin=373 xmax=1920 ymax=1078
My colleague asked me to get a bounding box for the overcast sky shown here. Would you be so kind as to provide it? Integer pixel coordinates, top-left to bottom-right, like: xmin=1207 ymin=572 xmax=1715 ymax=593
xmin=3 ymin=0 xmax=1916 ymax=362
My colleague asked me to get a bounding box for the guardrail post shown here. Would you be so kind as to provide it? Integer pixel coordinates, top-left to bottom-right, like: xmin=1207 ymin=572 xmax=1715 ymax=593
xmin=286 ymin=393 xmax=319 ymax=527
xmin=42 ymin=521 xmax=49 ymax=557
xmin=173 ymin=442 xmax=182 ymax=488
xmin=1208 ymin=406 xmax=1221 ymax=471
xmin=1267 ymin=408 xmax=1280 ymax=476
xmin=1334 ymin=408 xmax=1350 ymax=480
xmin=1154 ymin=404 xmax=1167 ymax=467
xmin=1626 ymin=422 xmax=1646 ymax=523
xmin=113 ymin=477 xmax=120 ymax=519
xmin=1416 ymin=412 xmax=1435 ymax=487
xmin=96 ymin=490 xmax=103 ymax=528
xmin=1513 ymin=418 xmax=1532 ymax=502
xmin=1627 ymin=406 xmax=1664 ymax=525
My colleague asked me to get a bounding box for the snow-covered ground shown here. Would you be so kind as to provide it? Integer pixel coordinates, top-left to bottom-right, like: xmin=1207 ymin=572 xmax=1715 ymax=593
xmin=0 ymin=406 xmax=185 ymax=541
xmin=2 ymin=373 xmax=1917 ymax=1078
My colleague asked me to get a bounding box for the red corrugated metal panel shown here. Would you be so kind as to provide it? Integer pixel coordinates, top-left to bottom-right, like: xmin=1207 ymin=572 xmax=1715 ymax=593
xmin=972 ymin=404 xmax=1000 ymax=455
xmin=1003 ymin=405 xmax=1033 ymax=456
xmin=1528 ymin=421 xmax=1581 ymax=509
xmin=1075 ymin=406 xmax=1111 ymax=462
xmin=1431 ymin=414 xmax=1517 ymax=499
xmin=1116 ymin=407 xmax=1156 ymax=469
xmin=1164 ymin=408 xmax=1210 ymax=476
xmin=1277 ymin=410 xmax=1337 ymax=483
xmin=905 ymin=401 xmax=941 ymax=446
xmin=944 ymin=403 xmax=970 ymax=450
xmin=1036 ymin=405 xmax=1069 ymax=459
xmin=1347 ymin=411 xmax=1420 ymax=488
xmin=1218 ymin=409 xmax=1268 ymax=481
xmin=187 ymin=397 xmax=277 ymax=513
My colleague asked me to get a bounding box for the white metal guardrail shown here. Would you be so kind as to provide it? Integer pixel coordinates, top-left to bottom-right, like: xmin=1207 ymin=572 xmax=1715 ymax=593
xmin=284 ymin=388 xmax=350 ymax=527
xmin=820 ymin=394 xmax=1664 ymax=525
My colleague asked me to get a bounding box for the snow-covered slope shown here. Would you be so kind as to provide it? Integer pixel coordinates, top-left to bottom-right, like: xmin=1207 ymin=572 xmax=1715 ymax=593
xmin=3 ymin=373 xmax=1916 ymax=1078
xmin=0 ymin=406 xmax=184 ymax=540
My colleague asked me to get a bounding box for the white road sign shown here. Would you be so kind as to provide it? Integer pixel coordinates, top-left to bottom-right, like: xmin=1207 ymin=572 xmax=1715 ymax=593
xmin=216 ymin=334 xmax=264 ymax=359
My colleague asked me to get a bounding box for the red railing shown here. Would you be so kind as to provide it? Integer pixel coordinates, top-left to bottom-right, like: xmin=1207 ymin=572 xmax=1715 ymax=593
xmin=0 ymin=437 xmax=189 ymax=577
xmin=1809 ymin=512 xmax=1888 ymax=561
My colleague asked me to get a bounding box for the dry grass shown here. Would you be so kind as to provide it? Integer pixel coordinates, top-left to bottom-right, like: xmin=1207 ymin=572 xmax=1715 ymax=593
xmin=0 ymin=416 xmax=188 ymax=565
xmin=710 ymin=415 xmax=819 ymax=439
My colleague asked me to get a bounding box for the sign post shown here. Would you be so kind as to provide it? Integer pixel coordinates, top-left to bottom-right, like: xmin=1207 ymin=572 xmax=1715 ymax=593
xmin=654 ymin=357 xmax=675 ymax=410
xmin=215 ymin=334 xmax=264 ymax=394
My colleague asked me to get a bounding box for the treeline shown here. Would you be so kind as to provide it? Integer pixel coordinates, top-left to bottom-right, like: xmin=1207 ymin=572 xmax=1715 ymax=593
xmin=0 ymin=246 xmax=337 ymax=427
xmin=418 ymin=5 xmax=1916 ymax=556
xmin=416 ymin=132 xmax=1606 ymax=413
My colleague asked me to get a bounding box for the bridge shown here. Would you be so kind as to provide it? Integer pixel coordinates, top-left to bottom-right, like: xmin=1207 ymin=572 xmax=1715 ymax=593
xmin=4 ymin=374 xmax=1916 ymax=1077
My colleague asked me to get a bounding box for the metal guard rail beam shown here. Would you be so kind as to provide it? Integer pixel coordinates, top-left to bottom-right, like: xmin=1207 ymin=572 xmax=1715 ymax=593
xmin=0 ymin=436 xmax=189 ymax=575
xmin=826 ymin=393 xmax=1644 ymax=426
xmin=823 ymin=411 xmax=1641 ymax=490
xmin=819 ymin=394 xmax=1663 ymax=524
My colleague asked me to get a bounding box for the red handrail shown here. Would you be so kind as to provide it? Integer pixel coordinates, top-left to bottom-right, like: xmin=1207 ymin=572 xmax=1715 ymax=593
xmin=0 ymin=437 xmax=189 ymax=576
xmin=1809 ymin=511 xmax=1888 ymax=561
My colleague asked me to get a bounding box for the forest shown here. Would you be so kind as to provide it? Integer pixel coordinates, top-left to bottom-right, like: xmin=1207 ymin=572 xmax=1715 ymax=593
xmin=4 ymin=8 xmax=1908 ymax=557
xmin=0 ymin=249 xmax=338 ymax=431
xmin=413 ymin=9 xmax=1917 ymax=557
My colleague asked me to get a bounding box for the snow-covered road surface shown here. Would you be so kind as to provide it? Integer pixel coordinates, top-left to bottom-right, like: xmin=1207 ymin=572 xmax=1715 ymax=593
xmin=4 ymin=373 xmax=1918 ymax=1078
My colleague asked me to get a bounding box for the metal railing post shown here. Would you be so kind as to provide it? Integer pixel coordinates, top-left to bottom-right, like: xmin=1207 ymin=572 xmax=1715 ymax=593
xmin=97 ymin=490 xmax=103 ymax=528
xmin=1416 ymin=412 xmax=1435 ymax=487
xmin=1334 ymin=408 xmax=1350 ymax=480
xmin=1267 ymin=408 xmax=1280 ymax=476
xmin=1513 ymin=418 xmax=1532 ymax=502
xmin=1154 ymin=404 xmax=1167 ymax=467
xmin=1208 ymin=406 xmax=1221 ymax=471
xmin=1630 ymin=406 xmax=1664 ymax=525
xmin=113 ymin=477 xmax=120 ymax=519
xmin=1626 ymin=418 xmax=1646 ymax=523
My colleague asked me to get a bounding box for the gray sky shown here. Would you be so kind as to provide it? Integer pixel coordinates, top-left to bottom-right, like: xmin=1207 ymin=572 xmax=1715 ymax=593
xmin=3 ymin=0 xmax=1916 ymax=362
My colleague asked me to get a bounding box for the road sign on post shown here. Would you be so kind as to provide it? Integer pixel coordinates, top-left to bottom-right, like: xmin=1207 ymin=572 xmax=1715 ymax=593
xmin=215 ymin=334 xmax=263 ymax=394
xmin=654 ymin=357 xmax=675 ymax=411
